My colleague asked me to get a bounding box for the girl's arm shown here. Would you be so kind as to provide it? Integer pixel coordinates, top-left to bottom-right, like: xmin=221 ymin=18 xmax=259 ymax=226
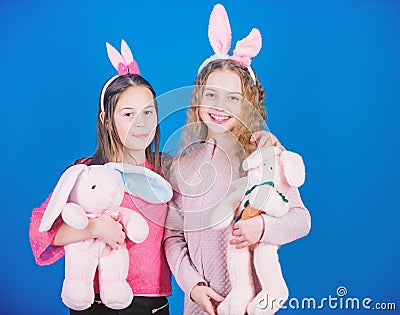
xmin=53 ymin=214 xmax=125 ymax=249
xmin=29 ymin=194 xmax=126 ymax=266
xmin=29 ymin=194 xmax=66 ymax=266
xmin=260 ymin=186 xmax=311 ymax=245
xmin=163 ymin=197 xmax=206 ymax=295
xmin=163 ymin=198 xmax=224 ymax=314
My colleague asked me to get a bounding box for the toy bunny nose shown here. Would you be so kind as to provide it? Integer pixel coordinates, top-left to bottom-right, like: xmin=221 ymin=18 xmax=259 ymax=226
xmin=110 ymin=191 xmax=118 ymax=198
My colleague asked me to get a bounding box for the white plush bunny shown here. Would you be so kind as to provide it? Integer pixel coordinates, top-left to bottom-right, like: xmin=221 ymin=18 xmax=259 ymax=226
xmin=212 ymin=146 xmax=305 ymax=315
xmin=39 ymin=163 xmax=173 ymax=311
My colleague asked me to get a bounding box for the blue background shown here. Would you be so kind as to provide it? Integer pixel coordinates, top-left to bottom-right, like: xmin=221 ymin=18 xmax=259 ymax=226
xmin=1 ymin=0 xmax=399 ymax=314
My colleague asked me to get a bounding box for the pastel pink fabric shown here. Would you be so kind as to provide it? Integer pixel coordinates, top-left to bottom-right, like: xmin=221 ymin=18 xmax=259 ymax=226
xmin=29 ymin=160 xmax=171 ymax=297
xmin=206 ymin=4 xmax=262 ymax=67
xmin=163 ymin=142 xmax=311 ymax=314
xmin=231 ymin=28 xmax=262 ymax=67
xmin=208 ymin=3 xmax=231 ymax=55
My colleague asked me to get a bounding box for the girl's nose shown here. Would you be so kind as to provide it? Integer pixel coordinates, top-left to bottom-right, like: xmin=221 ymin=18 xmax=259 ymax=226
xmin=135 ymin=113 xmax=145 ymax=127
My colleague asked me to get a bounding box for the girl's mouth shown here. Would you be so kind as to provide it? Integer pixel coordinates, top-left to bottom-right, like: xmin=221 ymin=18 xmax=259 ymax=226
xmin=132 ymin=133 xmax=149 ymax=138
xmin=209 ymin=113 xmax=231 ymax=124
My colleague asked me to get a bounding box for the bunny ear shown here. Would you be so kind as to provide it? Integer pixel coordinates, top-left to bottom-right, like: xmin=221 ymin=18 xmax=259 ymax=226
xmin=232 ymin=28 xmax=262 ymax=66
xmin=208 ymin=4 xmax=232 ymax=55
xmin=106 ymin=163 xmax=173 ymax=204
xmin=106 ymin=42 xmax=125 ymax=71
xmin=39 ymin=164 xmax=88 ymax=232
xmin=280 ymin=151 xmax=306 ymax=187
xmin=120 ymin=39 xmax=134 ymax=64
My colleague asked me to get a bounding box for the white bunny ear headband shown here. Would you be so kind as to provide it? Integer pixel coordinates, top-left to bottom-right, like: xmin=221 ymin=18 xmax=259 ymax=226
xmin=100 ymin=39 xmax=140 ymax=112
xmin=198 ymin=3 xmax=262 ymax=82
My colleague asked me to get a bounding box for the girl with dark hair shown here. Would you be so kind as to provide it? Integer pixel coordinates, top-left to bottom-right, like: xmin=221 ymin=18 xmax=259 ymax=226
xmin=29 ymin=40 xmax=171 ymax=315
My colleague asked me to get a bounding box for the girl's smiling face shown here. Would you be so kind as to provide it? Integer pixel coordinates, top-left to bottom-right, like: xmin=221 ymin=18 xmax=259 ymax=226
xmin=199 ymin=69 xmax=243 ymax=136
xmin=114 ymin=85 xmax=157 ymax=159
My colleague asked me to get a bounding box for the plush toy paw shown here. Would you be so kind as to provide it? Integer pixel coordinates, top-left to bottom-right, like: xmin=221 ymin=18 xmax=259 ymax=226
xmin=247 ymin=288 xmax=289 ymax=315
xmin=217 ymin=290 xmax=254 ymax=315
xmin=62 ymin=203 xmax=88 ymax=230
xmin=61 ymin=279 xmax=94 ymax=311
xmin=100 ymin=280 xmax=133 ymax=310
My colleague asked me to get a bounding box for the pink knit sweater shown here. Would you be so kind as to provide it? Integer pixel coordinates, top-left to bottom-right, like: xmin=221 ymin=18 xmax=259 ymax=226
xmin=163 ymin=142 xmax=311 ymax=314
xmin=29 ymin=161 xmax=171 ymax=297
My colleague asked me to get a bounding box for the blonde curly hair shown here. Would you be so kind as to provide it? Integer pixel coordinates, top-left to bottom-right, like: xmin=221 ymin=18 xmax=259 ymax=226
xmin=177 ymin=59 xmax=267 ymax=169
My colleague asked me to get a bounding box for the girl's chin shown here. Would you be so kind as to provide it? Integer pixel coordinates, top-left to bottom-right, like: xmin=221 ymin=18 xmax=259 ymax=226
xmin=206 ymin=122 xmax=234 ymax=134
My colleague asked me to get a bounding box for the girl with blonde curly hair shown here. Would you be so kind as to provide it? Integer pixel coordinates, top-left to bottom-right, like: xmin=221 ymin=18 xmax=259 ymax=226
xmin=163 ymin=5 xmax=311 ymax=315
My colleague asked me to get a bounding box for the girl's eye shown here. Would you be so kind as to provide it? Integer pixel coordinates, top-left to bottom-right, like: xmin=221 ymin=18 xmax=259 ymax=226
xmin=144 ymin=110 xmax=153 ymax=115
xmin=205 ymin=92 xmax=216 ymax=98
xmin=124 ymin=112 xmax=134 ymax=117
xmin=229 ymin=95 xmax=241 ymax=102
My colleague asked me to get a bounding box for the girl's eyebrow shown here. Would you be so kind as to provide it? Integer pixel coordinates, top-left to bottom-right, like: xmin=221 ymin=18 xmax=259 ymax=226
xmin=204 ymin=87 xmax=242 ymax=95
xmin=228 ymin=91 xmax=243 ymax=96
xmin=119 ymin=104 xmax=155 ymax=111
xmin=119 ymin=107 xmax=137 ymax=112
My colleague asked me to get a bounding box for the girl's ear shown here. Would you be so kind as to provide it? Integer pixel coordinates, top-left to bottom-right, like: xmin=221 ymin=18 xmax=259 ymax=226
xmin=99 ymin=112 xmax=109 ymax=130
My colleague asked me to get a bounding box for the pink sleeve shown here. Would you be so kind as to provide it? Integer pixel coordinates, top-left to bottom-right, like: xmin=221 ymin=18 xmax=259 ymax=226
xmin=29 ymin=193 xmax=65 ymax=266
xmin=260 ymin=187 xmax=311 ymax=245
xmin=163 ymin=170 xmax=206 ymax=295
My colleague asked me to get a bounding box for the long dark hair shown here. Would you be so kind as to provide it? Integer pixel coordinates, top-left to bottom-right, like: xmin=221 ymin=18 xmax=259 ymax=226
xmin=91 ymin=74 xmax=161 ymax=173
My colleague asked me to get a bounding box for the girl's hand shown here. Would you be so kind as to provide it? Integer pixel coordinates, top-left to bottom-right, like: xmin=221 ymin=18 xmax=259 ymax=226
xmin=190 ymin=284 xmax=224 ymax=315
xmin=251 ymin=130 xmax=285 ymax=151
xmin=230 ymin=216 xmax=264 ymax=249
xmin=89 ymin=214 xmax=126 ymax=250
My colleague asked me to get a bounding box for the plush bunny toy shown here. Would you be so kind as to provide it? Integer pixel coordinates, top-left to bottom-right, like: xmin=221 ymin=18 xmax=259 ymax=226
xmin=39 ymin=163 xmax=173 ymax=311
xmin=212 ymin=146 xmax=305 ymax=315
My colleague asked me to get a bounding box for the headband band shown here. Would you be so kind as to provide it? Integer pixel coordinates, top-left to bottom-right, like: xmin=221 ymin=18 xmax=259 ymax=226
xmin=100 ymin=39 xmax=140 ymax=112
xmin=198 ymin=4 xmax=262 ymax=82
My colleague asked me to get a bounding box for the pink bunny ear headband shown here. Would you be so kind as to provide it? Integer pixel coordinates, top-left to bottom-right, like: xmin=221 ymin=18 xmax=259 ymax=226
xmin=198 ymin=4 xmax=262 ymax=82
xmin=100 ymin=39 xmax=140 ymax=112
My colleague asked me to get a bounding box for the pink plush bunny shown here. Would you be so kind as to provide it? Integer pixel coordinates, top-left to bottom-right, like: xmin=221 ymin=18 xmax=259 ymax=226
xmin=39 ymin=163 xmax=172 ymax=311
xmin=212 ymin=146 xmax=305 ymax=315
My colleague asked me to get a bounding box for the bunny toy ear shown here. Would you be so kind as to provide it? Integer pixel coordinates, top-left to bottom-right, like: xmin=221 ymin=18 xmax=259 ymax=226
xmin=121 ymin=39 xmax=133 ymax=64
xmin=208 ymin=4 xmax=232 ymax=55
xmin=106 ymin=42 xmax=125 ymax=72
xmin=39 ymin=164 xmax=88 ymax=232
xmin=232 ymin=28 xmax=262 ymax=67
xmin=120 ymin=39 xmax=140 ymax=75
xmin=106 ymin=163 xmax=173 ymax=204
xmin=280 ymin=151 xmax=306 ymax=187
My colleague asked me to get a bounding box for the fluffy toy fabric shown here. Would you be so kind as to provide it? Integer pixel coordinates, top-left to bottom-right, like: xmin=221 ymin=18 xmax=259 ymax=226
xmin=212 ymin=146 xmax=305 ymax=315
xmin=39 ymin=163 xmax=172 ymax=311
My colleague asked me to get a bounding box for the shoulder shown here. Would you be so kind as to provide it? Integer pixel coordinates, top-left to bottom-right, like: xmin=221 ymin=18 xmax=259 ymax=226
xmin=73 ymin=157 xmax=93 ymax=166
xmin=63 ymin=157 xmax=93 ymax=172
